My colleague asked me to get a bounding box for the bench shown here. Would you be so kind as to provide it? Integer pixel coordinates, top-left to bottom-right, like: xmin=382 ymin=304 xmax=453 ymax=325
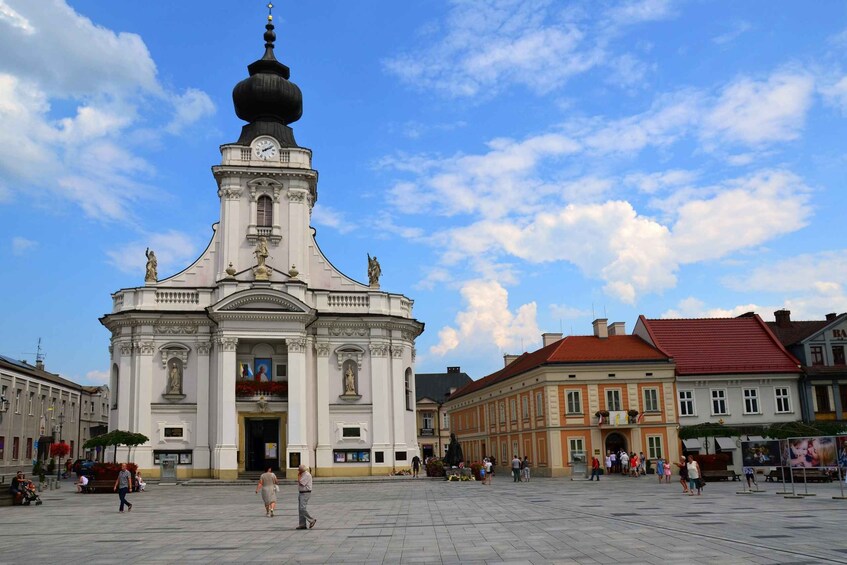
xmin=0 ymin=491 xmax=22 ymax=507
xmin=80 ymin=479 xmax=117 ymax=493
xmin=766 ymin=468 xmax=832 ymax=483
xmin=701 ymin=470 xmax=740 ymax=482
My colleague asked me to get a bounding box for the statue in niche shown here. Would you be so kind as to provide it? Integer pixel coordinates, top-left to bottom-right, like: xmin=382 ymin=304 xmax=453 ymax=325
xmin=254 ymin=237 xmax=269 ymax=268
xmin=444 ymin=432 xmax=464 ymax=467
xmin=367 ymin=253 xmax=381 ymax=287
xmin=167 ymin=362 xmax=182 ymax=394
xmin=145 ymin=248 xmax=158 ymax=283
xmin=344 ymin=365 xmax=356 ymax=395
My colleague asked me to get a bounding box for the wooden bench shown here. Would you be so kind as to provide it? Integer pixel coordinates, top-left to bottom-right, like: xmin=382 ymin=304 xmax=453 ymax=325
xmin=701 ymin=470 xmax=740 ymax=482
xmin=81 ymin=479 xmax=117 ymax=493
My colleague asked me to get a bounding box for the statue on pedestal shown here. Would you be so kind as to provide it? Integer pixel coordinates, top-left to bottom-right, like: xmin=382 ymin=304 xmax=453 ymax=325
xmin=367 ymin=254 xmax=381 ymax=287
xmin=167 ymin=363 xmax=181 ymax=394
xmin=444 ymin=432 xmax=464 ymax=467
xmin=253 ymin=236 xmax=270 ymax=281
xmin=145 ymin=248 xmax=158 ymax=283
xmin=344 ymin=366 xmax=356 ymax=395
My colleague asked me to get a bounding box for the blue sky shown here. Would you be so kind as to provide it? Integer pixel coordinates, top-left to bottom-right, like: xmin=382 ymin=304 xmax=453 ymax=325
xmin=1 ymin=1 xmax=846 ymax=385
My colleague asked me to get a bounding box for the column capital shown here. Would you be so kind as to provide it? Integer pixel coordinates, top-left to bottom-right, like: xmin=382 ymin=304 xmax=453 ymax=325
xmin=314 ymin=341 xmax=331 ymax=357
xmin=196 ymin=341 xmax=212 ymax=356
xmin=215 ymin=335 xmax=239 ymax=352
xmin=134 ymin=341 xmax=155 ymax=356
xmin=391 ymin=345 xmax=404 ymax=359
xmin=287 ymin=337 xmax=307 ymax=353
xmin=369 ymin=342 xmax=389 ymax=357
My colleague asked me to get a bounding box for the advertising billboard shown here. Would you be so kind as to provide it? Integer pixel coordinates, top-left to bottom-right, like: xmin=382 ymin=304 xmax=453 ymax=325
xmin=741 ymin=440 xmax=783 ymax=467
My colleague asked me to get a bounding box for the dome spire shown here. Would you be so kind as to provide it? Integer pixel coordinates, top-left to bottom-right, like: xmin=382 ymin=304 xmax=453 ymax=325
xmin=231 ymin=3 xmax=303 ymax=147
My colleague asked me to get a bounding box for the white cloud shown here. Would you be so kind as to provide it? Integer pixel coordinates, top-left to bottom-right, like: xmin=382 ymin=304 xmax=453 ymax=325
xmin=106 ymin=230 xmax=199 ymax=278
xmin=82 ymin=369 xmax=109 ymax=386
xmin=549 ymin=303 xmax=591 ymax=320
xmin=712 ymin=21 xmax=752 ymax=45
xmin=624 ymin=169 xmax=698 ymax=194
xmin=725 ymin=251 xmax=847 ymax=294
xmin=661 ymin=297 xmax=767 ymax=319
xmin=430 ymin=279 xmax=540 ymax=356
xmin=384 ymin=0 xmax=602 ymax=98
xmin=820 ymin=76 xmax=847 ymax=115
xmin=703 ymin=72 xmax=815 ymax=145
xmin=312 ymin=204 xmax=356 ymax=234
xmin=606 ymin=0 xmax=675 ymax=27
xmin=0 ymin=1 xmax=214 ymax=222
xmin=11 ymin=236 xmax=36 ymax=256
xmin=166 ymin=88 xmax=215 ymax=134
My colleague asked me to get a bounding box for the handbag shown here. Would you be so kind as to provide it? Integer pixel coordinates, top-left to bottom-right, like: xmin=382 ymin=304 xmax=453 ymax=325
xmin=273 ymin=484 xmax=279 ymax=493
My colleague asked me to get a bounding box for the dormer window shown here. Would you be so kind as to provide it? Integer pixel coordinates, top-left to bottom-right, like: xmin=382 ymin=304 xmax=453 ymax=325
xmin=257 ymin=195 xmax=273 ymax=228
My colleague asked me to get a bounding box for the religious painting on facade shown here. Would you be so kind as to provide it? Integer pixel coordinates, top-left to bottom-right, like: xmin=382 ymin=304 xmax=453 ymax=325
xmin=254 ymin=359 xmax=272 ymax=382
xmin=741 ymin=440 xmax=782 ymax=467
xmin=783 ymin=436 xmax=837 ymax=468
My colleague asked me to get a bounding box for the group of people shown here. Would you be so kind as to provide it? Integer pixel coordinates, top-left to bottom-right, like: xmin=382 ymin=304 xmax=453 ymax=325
xmin=603 ymin=450 xmax=648 ymax=476
xmin=511 ymin=455 xmax=531 ymax=482
xmin=255 ymin=464 xmax=317 ymax=530
xmin=8 ymin=471 xmax=41 ymax=505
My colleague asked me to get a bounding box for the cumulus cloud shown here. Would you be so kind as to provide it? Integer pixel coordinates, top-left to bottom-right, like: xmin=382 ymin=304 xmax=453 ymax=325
xmin=661 ymin=297 xmax=768 ymax=319
xmin=106 ymin=230 xmax=199 ymax=278
xmin=82 ymin=369 xmax=109 ymax=386
xmin=11 ymin=236 xmax=36 ymax=256
xmin=820 ymin=75 xmax=847 ymax=115
xmin=0 ymin=1 xmax=215 ymax=221
xmin=430 ymin=279 xmax=540 ymax=356
xmin=312 ymin=204 xmax=356 ymax=234
xmin=712 ymin=21 xmax=752 ymax=45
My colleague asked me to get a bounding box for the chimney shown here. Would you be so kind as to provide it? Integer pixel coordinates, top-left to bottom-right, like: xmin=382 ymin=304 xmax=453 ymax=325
xmin=607 ymin=322 xmax=626 ymax=336
xmin=593 ymin=318 xmax=608 ymax=339
xmin=542 ymin=332 xmax=563 ymax=347
xmin=35 ymin=359 xmax=44 ymax=371
xmin=503 ymin=354 xmax=520 ymax=367
xmin=774 ymin=309 xmax=791 ymax=327
xmin=826 ymin=312 xmax=837 ymax=321
xmin=447 ymin=366 xmax=460 ymax=373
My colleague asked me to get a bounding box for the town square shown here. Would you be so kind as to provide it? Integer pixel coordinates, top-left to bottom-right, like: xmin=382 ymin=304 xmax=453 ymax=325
xmin=1 ymin=2 xmax=847 ymax=563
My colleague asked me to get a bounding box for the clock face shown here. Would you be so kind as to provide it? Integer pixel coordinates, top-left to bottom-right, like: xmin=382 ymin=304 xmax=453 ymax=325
xmin=253 ymin=138 xmax=278 ymax=161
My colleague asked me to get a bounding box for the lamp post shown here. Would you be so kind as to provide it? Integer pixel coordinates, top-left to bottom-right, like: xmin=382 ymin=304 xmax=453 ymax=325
xmin=56 ymin=413 xmax=65 ymax=481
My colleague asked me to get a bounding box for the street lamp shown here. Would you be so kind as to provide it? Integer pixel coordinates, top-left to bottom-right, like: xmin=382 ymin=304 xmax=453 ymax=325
xmin=56 ymin=413 xmax=65 ymax=481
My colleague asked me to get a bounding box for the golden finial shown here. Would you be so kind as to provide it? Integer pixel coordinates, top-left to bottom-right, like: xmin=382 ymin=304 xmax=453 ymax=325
xmin=267 ymin=2 xmax=273 ymax=21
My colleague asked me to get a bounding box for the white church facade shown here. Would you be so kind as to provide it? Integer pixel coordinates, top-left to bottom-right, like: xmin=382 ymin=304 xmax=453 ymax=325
xmin=101 ymin=13 xmax=423 ymax=479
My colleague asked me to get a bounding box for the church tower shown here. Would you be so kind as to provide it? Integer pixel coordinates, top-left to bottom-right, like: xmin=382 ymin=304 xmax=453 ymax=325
xmin=101 ymin=9 xmax=423 ymax=479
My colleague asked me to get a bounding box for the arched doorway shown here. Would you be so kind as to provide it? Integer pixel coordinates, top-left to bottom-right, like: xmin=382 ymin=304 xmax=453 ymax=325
xmin=605 ymin=432 xmax=628 ymax=473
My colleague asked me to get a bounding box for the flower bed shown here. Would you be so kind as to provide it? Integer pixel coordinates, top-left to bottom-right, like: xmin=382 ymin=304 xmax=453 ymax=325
xmin=89 ymin=462 xmax=138 ymax=481
xmin=235 ymin=381 xmax=288 ymax=398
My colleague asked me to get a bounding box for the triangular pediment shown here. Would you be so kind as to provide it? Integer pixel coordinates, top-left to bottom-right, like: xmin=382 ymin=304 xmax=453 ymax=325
xmin=210 ymin=288 xmax=312 ymax=314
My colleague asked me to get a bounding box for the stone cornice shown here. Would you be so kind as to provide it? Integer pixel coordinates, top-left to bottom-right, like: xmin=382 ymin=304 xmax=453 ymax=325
xmin=212 ymin=166 xmax=317 ymax=182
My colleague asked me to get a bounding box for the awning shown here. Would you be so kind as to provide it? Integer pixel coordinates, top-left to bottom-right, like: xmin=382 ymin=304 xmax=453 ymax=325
xmin=682 ymin=438 xmax=702 ymax=450
xmin=745 ymin=435 xmax=765 ymax=442
xmin=715 ymin=437 xmax=736 ymax=450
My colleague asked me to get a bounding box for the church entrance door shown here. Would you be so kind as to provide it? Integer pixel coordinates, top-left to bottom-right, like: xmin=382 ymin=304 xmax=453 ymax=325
xmin=605 ymin=432 xmax=628 ymax=473
xmin=245 ymin=418 xmax=280 ymax=471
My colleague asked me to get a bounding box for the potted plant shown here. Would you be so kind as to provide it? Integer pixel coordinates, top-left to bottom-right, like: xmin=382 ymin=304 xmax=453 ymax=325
xmin=627 ymin=409 xmax=639 ymax=423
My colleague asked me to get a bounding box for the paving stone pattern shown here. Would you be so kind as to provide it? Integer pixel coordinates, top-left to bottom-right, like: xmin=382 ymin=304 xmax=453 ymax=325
xmin=2 ymin=475 xmax=847 ymax=564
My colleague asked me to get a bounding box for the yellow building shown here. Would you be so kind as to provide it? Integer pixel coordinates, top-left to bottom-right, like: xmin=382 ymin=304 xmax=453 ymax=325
xmin=445 ymin=321 xmax=680 ymax=476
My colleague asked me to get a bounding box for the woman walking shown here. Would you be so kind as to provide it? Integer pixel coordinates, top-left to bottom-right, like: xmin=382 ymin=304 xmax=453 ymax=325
xmin=686 ymin=455 xmax=702 ymax=496
xmin=675 ymin=457 xmax=689 ymax=493
xmin=256 ymin=467 xmax=279 ymax=517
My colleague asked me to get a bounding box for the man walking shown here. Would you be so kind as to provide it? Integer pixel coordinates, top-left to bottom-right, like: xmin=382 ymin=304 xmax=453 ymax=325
xmin=112 ymin=463 xmax=133 ymax=513
xmin=590 ymin=456 xmax=601 ymax=480
xmin=511 ymin=455 xmax=521 ymax=482
xmin=411 ymin=455 xmax=421 ymax=478
xmin=296 ymin=464 xmax=317 ymax=530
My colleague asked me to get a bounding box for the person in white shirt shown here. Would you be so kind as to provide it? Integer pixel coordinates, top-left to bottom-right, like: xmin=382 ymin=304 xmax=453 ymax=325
xmin=296 ymin=464 xmax=316 ymax=530
xmin=75 ymin=474 xmax=89 ymax=493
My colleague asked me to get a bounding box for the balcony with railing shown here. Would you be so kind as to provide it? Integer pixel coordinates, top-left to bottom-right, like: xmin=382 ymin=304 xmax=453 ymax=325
xmin=235 ymin=380 xmax=288 ymax=400
xmin=419 ymin=427 xmax=435 ymax=437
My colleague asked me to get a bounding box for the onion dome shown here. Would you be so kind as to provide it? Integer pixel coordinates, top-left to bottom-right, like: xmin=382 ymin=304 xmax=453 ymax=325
xmin=232 ymin=6 xmax=303 ymax=147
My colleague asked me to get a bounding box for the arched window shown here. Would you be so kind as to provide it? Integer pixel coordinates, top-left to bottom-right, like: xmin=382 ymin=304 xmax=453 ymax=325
xmin=405 ymin=368 xmax=413 ymax=411
xmin=257 ymin=195 xmax=273 ymax=227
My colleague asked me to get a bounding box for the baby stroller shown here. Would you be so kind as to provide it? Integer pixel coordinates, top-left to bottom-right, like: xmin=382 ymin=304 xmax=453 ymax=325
xmin=21 ymin=482 xmax=43 ymax=506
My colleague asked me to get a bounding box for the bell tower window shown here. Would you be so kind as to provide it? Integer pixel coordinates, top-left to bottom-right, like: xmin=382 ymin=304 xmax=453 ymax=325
xmin=257 ymin=195 xmax=273 ymax=230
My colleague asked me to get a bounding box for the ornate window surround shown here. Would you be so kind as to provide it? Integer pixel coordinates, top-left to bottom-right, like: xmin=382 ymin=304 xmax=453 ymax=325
xmin=246 ymin=178 xmax=284 ymax=245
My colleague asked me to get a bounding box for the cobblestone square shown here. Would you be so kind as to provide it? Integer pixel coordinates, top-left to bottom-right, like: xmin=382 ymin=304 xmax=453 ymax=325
xmin=3 ymin=475 xmax=846 ymax=564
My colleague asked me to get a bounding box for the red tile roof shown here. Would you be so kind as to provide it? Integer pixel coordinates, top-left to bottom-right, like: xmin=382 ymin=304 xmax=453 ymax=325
xmin=638 ymin=315 xmax=801 ymax=375
xmin=448 ymin=335 xmax=669 ymax=401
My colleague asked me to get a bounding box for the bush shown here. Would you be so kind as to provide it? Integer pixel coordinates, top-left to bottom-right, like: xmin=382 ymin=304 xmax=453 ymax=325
xmin=425 ymin=458 xmax=445 ymax=477
xmin=90 ymin=462 xmax=138 ymax=481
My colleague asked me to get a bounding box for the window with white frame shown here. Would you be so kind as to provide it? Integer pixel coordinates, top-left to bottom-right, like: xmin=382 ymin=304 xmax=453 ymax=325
xmin=442 ymin=411 xmax=450 ymax=429
xmin=678 ymin=390 xmax=695 ymax=416
xmin=711 ymin=389 xmax=728 ymax=415
xmin=404 ymin=369 xmax=413 ymax=411
xmin=422 ymin=412 xmax=433 ymax=430
xmin=568 ymin=438 xmax=585 ymax=462
xmin=521 ymin=396 xmax=530 ymax=420
xmin=743 ymin=388 xmax=760 ymax=414
xmin=498 ymin=402 xmax=505 ymax=424
xmin=643 ymin=388 xmax=659 ymax=412
xmin=647 ymin=435 xmax=663 ymax=459
xmin=28 ymin=393 xmax=34 ymax=416
xmin=605 ymin=389 xmax=622 ymax=411
xmin=509 ymin=398 xmax=517 ymax=422
xmin=535 ymin=391 xmax=544 ymax=417
xmin=775 ymin=387 xmax=791 ymax=413
xmin=512 ymin=441 xmax=519 ymax=457
xmin=566 ymin=390 xmax=582 ymax=414
xmin=257 ymin=195 xmax=273 ymax=227
xmin=14 ymin=390 xmax=21 ymax=414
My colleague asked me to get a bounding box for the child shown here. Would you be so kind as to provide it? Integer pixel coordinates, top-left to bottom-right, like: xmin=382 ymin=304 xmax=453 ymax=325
xmin=664 ymin=460 xmax=672 ymax=483
xmin=656 ymin=458 xmax=665 ymax=483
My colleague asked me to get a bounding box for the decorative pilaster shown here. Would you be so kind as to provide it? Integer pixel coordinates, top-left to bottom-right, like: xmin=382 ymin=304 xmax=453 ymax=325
xmin=369 ymin=341 xmax=391 ymax=465
xmin=212 ymin=334 xmax=239 ymax=479
xmin=390 ymin=344 xmax=407 ymax=457
xmin=117 ymin=342 xmax=133 ymax=433
xmin=194 ymin=341 xmax=212 ymax=476
xmin=217 ymin=178 xmax=243 ymax=281
xmin=286 ymin=336 xmax=309 ymax=475
xmin=134 ymin=340 xmax=155 ymax=471
xmin=314 ymin=340 xmax=332 ymax=471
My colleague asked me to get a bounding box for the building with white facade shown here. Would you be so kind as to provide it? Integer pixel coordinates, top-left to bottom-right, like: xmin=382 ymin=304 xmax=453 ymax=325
xmin=634 ymin=314 xmax=802 ymax=471
xmin=101 ymin=14 xmax=422 ymax=479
